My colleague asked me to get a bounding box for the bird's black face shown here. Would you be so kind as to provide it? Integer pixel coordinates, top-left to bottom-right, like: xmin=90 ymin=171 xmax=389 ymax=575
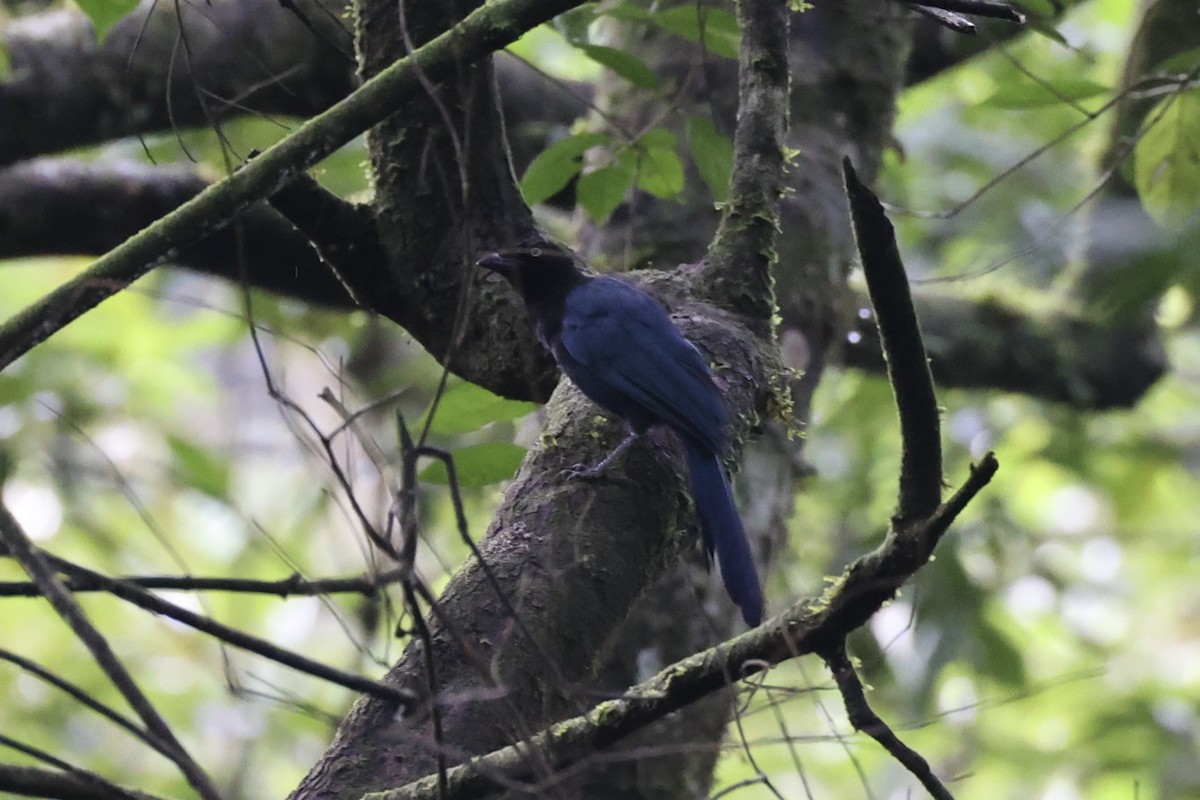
xmin=477 ymin=248 xmax=581 ymax=301
xmin=478 ymin=247 xmax=569 ymax=274
xmin=478 ymin=250 xmax=528 ymax=296
xmin=477 ymin=251 xmax=519 ymax=278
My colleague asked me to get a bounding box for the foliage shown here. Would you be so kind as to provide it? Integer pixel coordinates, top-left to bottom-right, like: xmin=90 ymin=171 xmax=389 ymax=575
xmin=3 ymin=0 xmax=1200 ymax=798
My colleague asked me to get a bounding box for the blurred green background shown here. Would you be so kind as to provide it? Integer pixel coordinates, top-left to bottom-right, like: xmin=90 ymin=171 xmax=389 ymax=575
xmin=2 ymin=0 xmax=1199 ymax=797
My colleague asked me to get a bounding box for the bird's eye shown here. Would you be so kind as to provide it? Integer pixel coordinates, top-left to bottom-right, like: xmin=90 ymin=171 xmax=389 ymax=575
xmin=530 ymin=247 xmax=542 ymax=258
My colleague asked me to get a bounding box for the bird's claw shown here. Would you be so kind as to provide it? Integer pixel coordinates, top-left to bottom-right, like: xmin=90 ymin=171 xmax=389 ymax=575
xmin=559 ymin=463 xmax=604 ymax=481
xmin=558 ymin=463 xmax=638 ymax=488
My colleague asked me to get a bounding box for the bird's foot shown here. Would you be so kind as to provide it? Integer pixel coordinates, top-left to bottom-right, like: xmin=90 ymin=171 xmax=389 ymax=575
xmin=558 ymin=431 xmax=642 ymax=483
xmin=558 ymin=462 xmax=606 ymax=481
xmin=558 ymin=461 xmax=639 ymax=488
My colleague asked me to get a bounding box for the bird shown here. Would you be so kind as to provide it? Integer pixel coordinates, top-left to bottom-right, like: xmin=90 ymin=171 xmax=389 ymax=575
xmin=478 ymin=246 xmax=764 ymax=627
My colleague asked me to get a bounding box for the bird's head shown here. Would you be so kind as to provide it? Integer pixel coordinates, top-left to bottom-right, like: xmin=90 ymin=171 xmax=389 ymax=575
xmin=478 ymin=247 xmax=586 ymax=304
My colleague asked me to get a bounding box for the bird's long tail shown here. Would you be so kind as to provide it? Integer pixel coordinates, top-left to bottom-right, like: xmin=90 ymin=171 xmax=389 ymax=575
xmin=684 ymin=439 xmax=764 ymax=627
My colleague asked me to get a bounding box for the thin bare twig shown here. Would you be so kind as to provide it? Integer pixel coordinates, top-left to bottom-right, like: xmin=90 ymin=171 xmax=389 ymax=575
xmin=0 ymin=503 xmax=222 ymax=800
xmin=823 ymin=645 xmax=955 ymax=800
xmin=0 ymin=569 xmax=404 ymax=598
xmin=365 ymin=455 xmax=998 ymax=800
xmin=38 ymin=553 xmax=416 ymax=708
xmin=0 ymin=0 xmax=590 ymax=373
xmin=396 ymin=419 xmax=448 ymax=799
xmin=0 ymin=648 xmax=154 ymax=751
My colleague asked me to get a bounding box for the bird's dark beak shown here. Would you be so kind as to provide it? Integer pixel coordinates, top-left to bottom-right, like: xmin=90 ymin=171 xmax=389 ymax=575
xmin=477 ymin=252 xmax=516 ymax=276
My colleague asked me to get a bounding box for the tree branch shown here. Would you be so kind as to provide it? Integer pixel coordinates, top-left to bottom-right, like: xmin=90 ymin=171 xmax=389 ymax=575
xmin=845 ymin=158 xmax=942 ymax=522
xmin=0 ymin=568 xmax=403 ymax=597
xmin=842 ymin=287 xmax=1166 ymax=409
xmin=0 ymin=157 xmax=1161 ymax=409
xmin=0 ymin=0 xmax=355 ymax=165
xmin=898 ymin=0 xmax=1025 ymax=24
xmin=0 ymin=159 xmax=361 ymax=309
xmin=823 ymin=645 xmax=954 ymax=800
xmin=0 ymin=763 xmax=162 ymax=800
xmin=0 ymin=0 xmax=589 ymax=374
xmin=366 ymin=454 xmax=997 ymax=800
xmin=37 ymin=554 xmax=417 ymax=708
xmin=0 ymin=648 xmax=154 ymax=751
xmin=0 ymin=503 xmax=222 ymax=800
xmin=705 ymin=0 xmax=790 ymax=329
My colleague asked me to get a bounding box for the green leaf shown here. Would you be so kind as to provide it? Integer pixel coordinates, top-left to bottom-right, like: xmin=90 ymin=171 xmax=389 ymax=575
xmin=0 ymin=41 xmax=10 ymax=82
xmin=418 ymin=442 xmax=527 ymax=487
xmin=598 ymin=3 xmax=739 ymax=58
xmin=1016 ymin=0 xmax=1060 ymax=16
xmin=635 ymin=129 xmax=685 ymax=199
xmin=640 ymin=128 xmax=676 ymax=150
xmin=653 ymin=6 xmax=740 ymax=59
xmin=1152 ymin=47 xmax=1200 ymax=75
xmin=167 ymin=436 xmax=229 ymax=499
xmin=686 ymin=116 xmax=733 ymax=201
xmin=419 ymin=380 xmax=538 ymax=435
xmin=601 ymin=3 xmax=652 ymax=23
xmin=1134 ymin=89 xmax=1200 ymax=229
xmin=977 ymin=618 xmax=1028 ymax=687
xmin=577 ymin=159 xmax=636 ymax=223
xmin=520 ymin=132 xmax=608 ymax=205
xmin=1027 ymin=20 xmax=1069 ymax=46
xmin=576 ymin=44 xmax=659 ymax=89
xmin=986 ymin=77 xmax=1109 ymax=109
xmin=73 ymin=0 xmax=138 ymax=43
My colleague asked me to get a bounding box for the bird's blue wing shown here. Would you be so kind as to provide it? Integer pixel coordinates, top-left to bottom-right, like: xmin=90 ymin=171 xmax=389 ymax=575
xmin=558 ymin=277 xmax=727 ymax=452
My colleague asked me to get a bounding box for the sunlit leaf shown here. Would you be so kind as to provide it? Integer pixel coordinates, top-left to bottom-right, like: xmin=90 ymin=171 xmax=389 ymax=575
xmin=418 ymin=442 xmax=527 ymax=487
xmin=1027 ymin=20 xmax=1069 ymax=46
xmin=1015 ymin=0 xmax=1059 ymax=15
xmin=167 ymin=435 xmax=230 ymax=499
xmin=576 ymin=44 xmax=659 ymax=89
xmin=577 ymin=159 xmax=636 ymax=223
xmin=986 ymin=77 xmax=1109 ymax=109
xmin=520 ymin=132 xmax=608 ymax=205
xmin=687 ymin=116 xmax=733 ymax=201
xmin=419 ymin=380 xmax=538 ymax=435
xmin=1153 ymin=47 xmax=1200 ymax=75
xmin=601 ymin=3 xmax=652 ymax=23
xmin=1134 ymin=89 xmax=1200 ymax=229
xmin=597 ymin=4 xmax=739 ymax=58
xmin=977 ymin=618 xmax=1027 ymax=687
xmin=653 ymin=6 xmax=740 ymax=59
xmin=1084 ymin=238 xmax=1189 ymax=320
xmin=73 ymin=0 xmax=138 ymax=43
xmin=634 ymin=128 xmax=684 ymax=199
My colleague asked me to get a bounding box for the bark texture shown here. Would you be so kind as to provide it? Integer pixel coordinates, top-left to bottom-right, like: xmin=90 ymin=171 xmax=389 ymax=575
xmin=0 ymin=0 xmax=356 ymax=165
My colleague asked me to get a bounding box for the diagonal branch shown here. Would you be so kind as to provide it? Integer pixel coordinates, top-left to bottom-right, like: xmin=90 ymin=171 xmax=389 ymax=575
xmin=0 ymin=648 xmax=155 ymax=752
xmin=39 ymin=554 xmax=416 ymax=708
xmin=899 ymin=0 xmax=1025 ymax=23
xmin=824 ymin=644 xmax=955 ymax=800
xmin=0 ymin=0 xmax=589 ymax=373
xmin=0 ymin=762 xmax=162 ymax=800
xmin=366 ymin=454 xmax=998 ymax=800
xmin=0 ymin=0 xmax=356 ymax=166
xmin=816 ymin=160 xmax=967 ymax=799
xmin=0 ymin=503 xmax=222 ymax=800
xmin=0 ymin=158 xmax=1164 ymax=410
